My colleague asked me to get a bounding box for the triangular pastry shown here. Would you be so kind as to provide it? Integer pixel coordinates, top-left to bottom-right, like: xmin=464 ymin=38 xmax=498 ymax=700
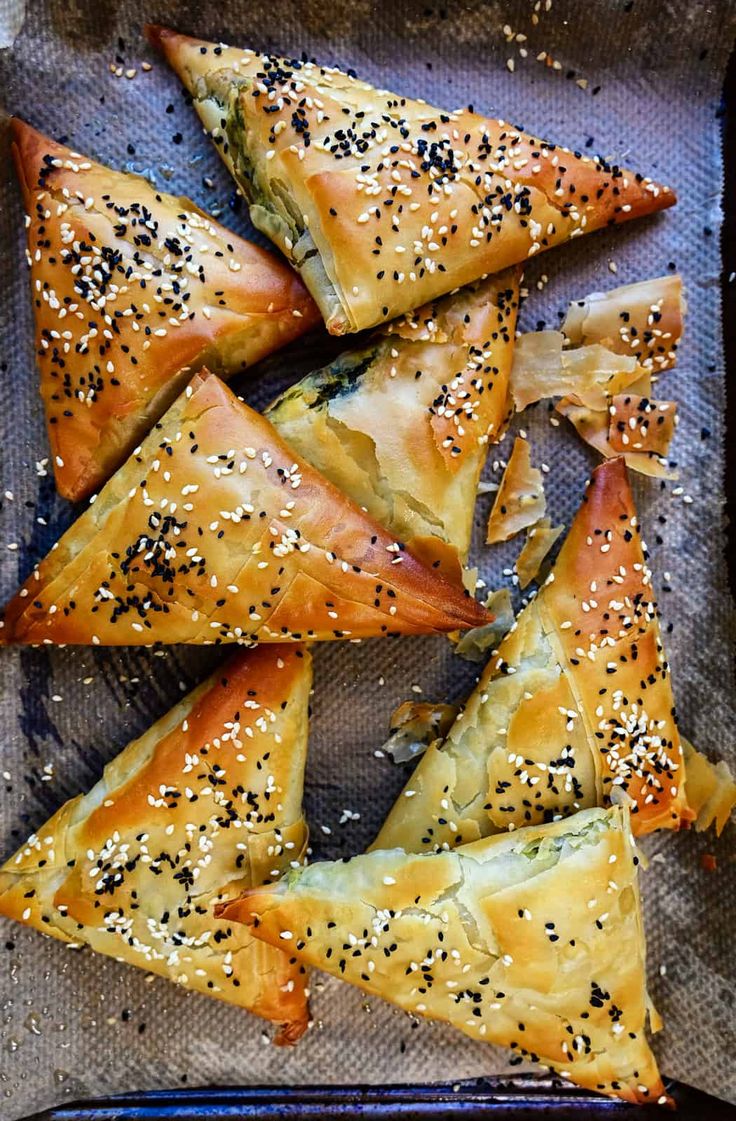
xmin=148 ymin=26 xmax=675 ymax=335
xmin=219 ymin=805 xmax=668 ymax=1104
xmin=0 ymin=371 xmax=487 ymax=646
xmin=0 ymin=644 xmax=312 ymax=1043
xmin=266 ymin=272 xmax=520 ymax=576
xmin=12 ymin=118 xmax=320 ymax=501
xmin=374 ymin=457 xmax=690 ymax=850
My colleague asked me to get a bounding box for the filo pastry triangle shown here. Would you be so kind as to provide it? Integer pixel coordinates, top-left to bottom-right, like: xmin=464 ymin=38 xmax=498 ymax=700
xmin=11 ymin=118 xmax=320 ymax=502
xmin=0 ymin=371 xmax=487 ymax=646
xmin=374 ymin=457 xmax=691 ymax=851
xmin=266 ymin=271 xmax=520 ymax=578
xmin=148 ymin=25 xmax=675 ymax=335
xmin=218 ymin=805 xmax=668 ymax=1105
xmin=0 ymin=644 xmax=312 ymax=1043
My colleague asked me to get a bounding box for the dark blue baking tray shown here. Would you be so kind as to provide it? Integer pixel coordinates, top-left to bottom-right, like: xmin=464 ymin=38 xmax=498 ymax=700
xmin=20 ymin=1077 xmax=736 ymax=1119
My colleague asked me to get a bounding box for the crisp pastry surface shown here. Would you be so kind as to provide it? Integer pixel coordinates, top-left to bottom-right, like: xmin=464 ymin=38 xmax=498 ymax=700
xmin=561 ymin=274 xmax=684 ymax=372
xmin=149 ymin=26 xmax=675 ymax=335
xmin=374 ymin=457 xmax=690 ymax=852
xmin=220 ymin=805 xmax=667 ymax=1105
xmin=510 ymin=273 xmax=684 ymax=415
xmin=0 ymin=644 xmax=313 ymax=1042
xmin=266 ymin=272 xmax=520 ymax=574
xmin=11 ymin=118 xmax=320 ymax=501
xmin=607 ymin=395 xmax=677 ymax=456
xmin=557 ymin=371 xmax=678 ymax=480
xmin=0 ymin=370 xmax=487 ymax=646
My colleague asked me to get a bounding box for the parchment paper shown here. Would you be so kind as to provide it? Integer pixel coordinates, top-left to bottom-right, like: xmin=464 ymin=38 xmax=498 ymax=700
xmin=0 ymin=1 xmax=735 ymax=1117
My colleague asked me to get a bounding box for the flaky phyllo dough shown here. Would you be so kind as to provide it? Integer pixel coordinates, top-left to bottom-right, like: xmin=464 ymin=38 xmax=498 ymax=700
xmin=0 ymin=371 xmax=487 ymax=646
xmin=11 ymin=118 xmax=319 ymax=501
xmin=485 ymin=436 xmax=547 ymax=545
xmin=375 ymin=458 xmax=691 ymax=852
xmin=0 ymin=645 xmax=313 ymax=1042
xmin=149 ymin=26 xmax=675 ymax=335
xmin=511 ymin=275 xmax=685 ymax=478
xmin=267 ymin=272 xmax=520 ymax=579
xmin=561 ymin=274 xmax=684 ymax=371
xmin=220 ymin=806 xmax=668 ymax=1105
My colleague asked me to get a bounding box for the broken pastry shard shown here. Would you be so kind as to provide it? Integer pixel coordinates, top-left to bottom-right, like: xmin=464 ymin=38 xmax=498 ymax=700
xmin=511 ymin=273 xmax=685 ymax=414
xmin=374 ymin=458 xmax=690 ymax=850
xmin=0 ymin=644 xmax=312 ymax=1042
xmin=516 ymin=519 xmax=563 ymax=589
xmin=0 ymin=371 xmax=487 ymax=646
xmin=607 ymin=395 xmax=677 ymax=456
xmin=219 ymin=806 xmax=667 ymax=1105
xmin=682 ymin=739 xmax=736 ymax=836
xmin=267 ymin=272 xmax=520 ymax=574
xmin=148 ymin=26 xmax=675 ymax=336
xmin=562 ymin=274 xmax=684 ymax=372
xmin=12 ymin=118 xmax=320 ymax=502
xmin=485 ymin=436 xmax=546 ymax=545
xmin=557 ymin=387 xmax=678 ymax=480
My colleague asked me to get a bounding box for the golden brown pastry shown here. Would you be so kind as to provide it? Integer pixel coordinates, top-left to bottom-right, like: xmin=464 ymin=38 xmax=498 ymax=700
xmin=11 ymin=118 xmax=320 ymax=501
xmin=219 ymin=805 xmax=668 ymax=1105
xmin=510 ymin=273 xmax=684 ymax=412
xmin=266 ymin=273 xmax=520 ymax=578
xmin=374 ymin=458 xmax=691 ymax=851
xmin=556 ymin=374 xmax=678 ymax=480
xmin=0 ymin=370 xmax=487 ymax=646
xmin=148 ymin=25 xmax=675 ymax=336
xmin=607 ymin=395 xmax=677 ymax=456
xmin=0 ymin=644 xmax=312 ymax=1043
xmin=510 ymin=330 xmax=643 ymax=412
xmin=561 ymin=274 xmax=684 ymax=372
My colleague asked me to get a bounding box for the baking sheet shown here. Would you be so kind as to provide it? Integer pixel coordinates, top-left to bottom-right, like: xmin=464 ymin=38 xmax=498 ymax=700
xmin=0 ymin=0 xmax=735 ymax=1116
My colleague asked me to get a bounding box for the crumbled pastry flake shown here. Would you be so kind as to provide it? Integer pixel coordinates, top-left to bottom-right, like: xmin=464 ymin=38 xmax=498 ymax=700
xmin=682 ymin=739 xmax=736 ymax=836
xmin=486 ymin=437 xmax=546 ymax=544
xmin=516 ymin=518 xmax=564 ymax=589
